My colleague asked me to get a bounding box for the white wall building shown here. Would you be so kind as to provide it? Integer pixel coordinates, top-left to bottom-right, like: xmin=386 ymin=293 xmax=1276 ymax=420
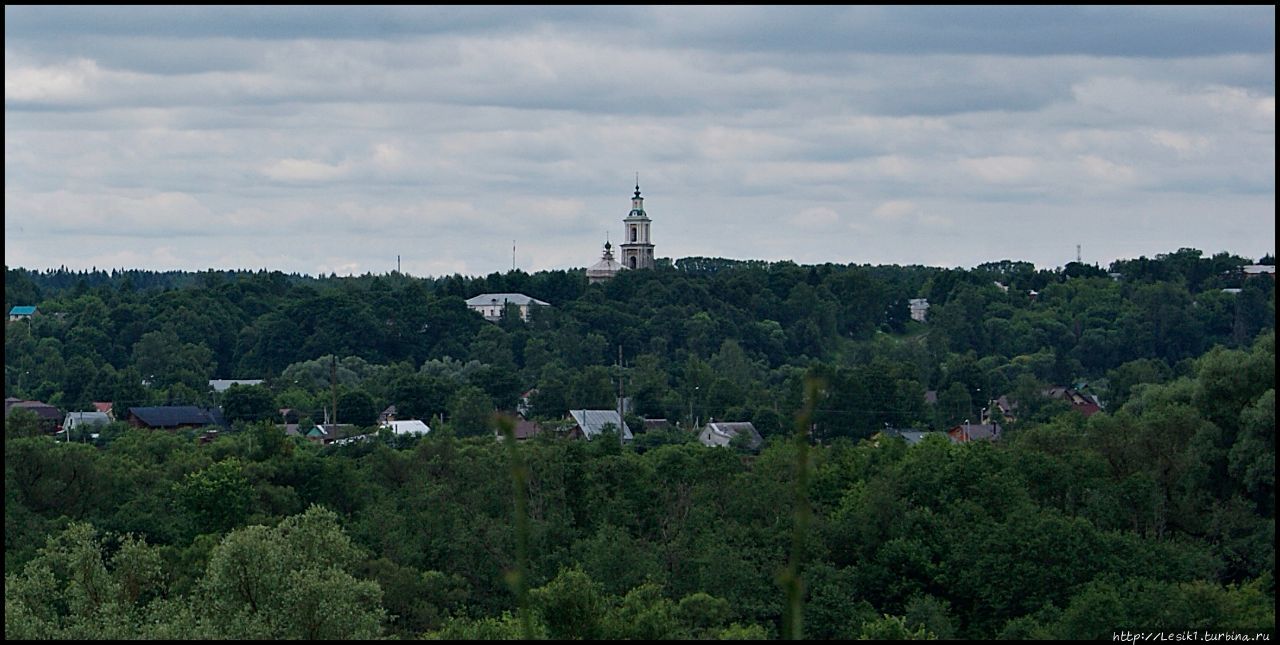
xmin=465 ymin=293 xmax=550 ymax=322
xmin=909 ymin=298 xmax=930 ymax=322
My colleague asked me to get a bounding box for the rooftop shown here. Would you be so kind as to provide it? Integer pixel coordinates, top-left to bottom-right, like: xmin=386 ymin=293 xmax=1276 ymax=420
xmin=569 ymin=409 xmax=633 ymax=441
xmin=465 ymin=293 xmax=550 ymax=307
xmin=210 ymin=379 xmax=264 ymax=392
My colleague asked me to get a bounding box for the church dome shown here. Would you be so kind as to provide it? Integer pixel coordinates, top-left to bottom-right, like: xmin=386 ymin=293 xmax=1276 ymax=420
xmin=587 ymin=240 xmax=626 ymax=283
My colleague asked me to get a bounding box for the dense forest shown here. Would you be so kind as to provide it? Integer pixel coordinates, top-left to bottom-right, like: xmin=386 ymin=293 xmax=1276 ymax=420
xmin=4 ymin=247 xmax=1275 ymax=639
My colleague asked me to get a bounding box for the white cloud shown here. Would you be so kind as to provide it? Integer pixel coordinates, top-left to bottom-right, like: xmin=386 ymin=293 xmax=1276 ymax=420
xmin=371 ymin=143 xmax=406 ymax=170
xmin=261 ymin=158 xmax=351 ymax=182
xmin=1077 ymin=155 xmax=1137 ymax=184
xmin=1148 ymin=130 xmax=1208 ymax=157
xmin=5 ymin=189 xmax=214 ymax=235
xmin=958 ymin=156 xmax=1038 ymax=184
xmin=868 ymin=200 xmax=952 ymax=229
xmin=4 ymin=57 xmax=100 ymax=102
xmin=871 ymin=200 xmax=918 ymax=221
xmin=788 ymin=207 xmax=840 ymax=229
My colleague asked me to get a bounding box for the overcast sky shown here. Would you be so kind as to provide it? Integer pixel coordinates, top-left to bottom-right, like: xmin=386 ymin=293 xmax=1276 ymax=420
xmin=5 ymin=6 xmax=1275 ymax=277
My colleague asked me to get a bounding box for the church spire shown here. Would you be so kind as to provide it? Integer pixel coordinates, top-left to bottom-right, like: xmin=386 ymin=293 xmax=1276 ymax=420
xmin=634 ymin=172 xmax=641 ymax=199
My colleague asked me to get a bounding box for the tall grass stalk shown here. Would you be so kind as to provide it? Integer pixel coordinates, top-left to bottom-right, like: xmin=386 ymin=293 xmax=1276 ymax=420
xmin=780 ymin=377 xmax=821 ymax=639
xmin=497 ymin=414 xmax=534 ymax=640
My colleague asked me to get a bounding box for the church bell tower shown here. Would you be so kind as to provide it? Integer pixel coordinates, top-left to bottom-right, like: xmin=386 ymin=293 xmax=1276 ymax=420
xmin=619 ymin=176 xmax=655 ymax=270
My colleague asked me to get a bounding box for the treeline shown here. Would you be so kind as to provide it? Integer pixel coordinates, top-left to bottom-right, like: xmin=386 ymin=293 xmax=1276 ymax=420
xmin=4 ymin=331 xmax=1274 ymax=638
xmin=4 ymin=247 xmax=1274 ymax=440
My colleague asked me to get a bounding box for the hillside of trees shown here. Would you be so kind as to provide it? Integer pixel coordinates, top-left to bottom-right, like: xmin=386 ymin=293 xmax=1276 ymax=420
xmin=4 ymin=247 xmax=1275 ymax=639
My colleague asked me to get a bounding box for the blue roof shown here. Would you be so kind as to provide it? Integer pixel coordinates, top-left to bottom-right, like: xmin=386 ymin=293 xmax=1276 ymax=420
xmin=9 ymin=306 xmax=37 ymax=315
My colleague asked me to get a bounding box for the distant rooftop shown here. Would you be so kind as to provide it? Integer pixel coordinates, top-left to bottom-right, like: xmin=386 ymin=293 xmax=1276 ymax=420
xmin=465 ymin=293 xmax=550 ymax=307
xmin=129 ymin=406 xmax=223 ymax=428
xmin=569 ymin=409 xmax=633 ymax=441
xmin=210 ymin=379 xmax=264 ymax=392
xmin=699 ymin=422 xmax=762 ymax=450
xmin=382 ymin=419 xmax=431 ymax=436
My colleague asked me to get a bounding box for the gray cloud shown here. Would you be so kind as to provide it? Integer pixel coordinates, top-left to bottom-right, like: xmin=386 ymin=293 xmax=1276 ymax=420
xmin=4 ymin=6 xmax=1274 ymax=276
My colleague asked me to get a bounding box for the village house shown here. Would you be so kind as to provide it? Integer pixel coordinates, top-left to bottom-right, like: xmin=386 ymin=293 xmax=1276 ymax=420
xmin=8 ymin=305 xmax=38 ymax=321
xmin=63 ymin=411 xmax=112 ymax=435
xmin=566 ymin=409 xmax=633 ymax=441
xmin=378 ymin=405 xmax=398 ymax=425
xmin=209 ymin=379 xmax=264 ymax=393
xmin=128 ymin=406 xmax=226 ymax=430
xmin=1043 ymin=386 xmax=1103 ymax=417
xmin=642 ymin=418 xmax=672 ymax=433
xmin=382 ymin=419 xmax=431 ymax=437
xmin=947 ymin=423 xmax=1002 ymax=443
xmin=880 ymin=427 xmax=945 ymax=446
xmin=698 ymin=421 xmax=763 ymax=451
xmin=5 ymin=397 xmax=62 ymax=430
xmin=1241 ymin=264 xmax=1276 ymax=280
xmin=301 ymin=423 xmax=358 ymax=445
xmin=495 ymin=418 xmax=545 ymax=442
xmin=908 ymin=298 xmax=930 ymax=322
xmin=465 ymin=293 xmax=550 ymax=322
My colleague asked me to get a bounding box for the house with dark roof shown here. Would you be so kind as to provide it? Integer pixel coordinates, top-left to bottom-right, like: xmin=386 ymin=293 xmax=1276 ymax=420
xmin=982 ymin=395 xmax=1018 ymax=424
xmin=304 ymin=423 xmax=359 ymax=445
xmin=127 ymin=406 xmax=225 ymax=430
xmin=493 ymin=418 xmax=544 ymax=441
xmin=1043 ymin=387 xmax=1103 ymax=417
xmin=514 ymin=419 xmax=544 ymax=440
xmin=378 ymin=405 xmax=398 ymax=425
xmin=566 ymin=410 xmax=633 ymax=441
xmin=947 ymin=423 xmax=1002 ymax=443
xmin=642 ymin=418 xmax=672 ymax=433
xmin=517 ymin=389 xmax=537 ymax=417
xmin=698 ymin=421 xmax=763 ymax=451
xmin=5 ymin=398 xmax=62 ymax=430
xmin=880 ymin=427 xmax=947 ymax=446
